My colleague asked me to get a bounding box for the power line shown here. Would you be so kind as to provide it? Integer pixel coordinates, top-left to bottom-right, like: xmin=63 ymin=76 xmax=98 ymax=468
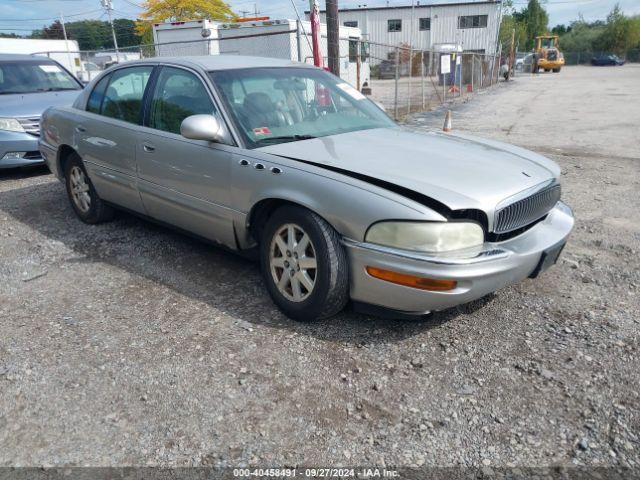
xmin=119 ymin=0 xmax=143 ymax=8
xmin=0 ymin=9 xmax=103 ymax=22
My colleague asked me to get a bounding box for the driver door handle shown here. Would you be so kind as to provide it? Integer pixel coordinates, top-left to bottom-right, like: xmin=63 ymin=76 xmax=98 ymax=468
xmin=143 ymin=144 xmax=155 ymax=153
xmin=75 ymin=126 xmax=86 ymax=133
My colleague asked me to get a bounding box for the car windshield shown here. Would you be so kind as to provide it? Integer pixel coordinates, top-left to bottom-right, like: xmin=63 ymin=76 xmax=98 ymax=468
xmin=0 ymin=60 xmax=80 ymax=95
xmin=209 ymin=67 xmax=396 ymax=149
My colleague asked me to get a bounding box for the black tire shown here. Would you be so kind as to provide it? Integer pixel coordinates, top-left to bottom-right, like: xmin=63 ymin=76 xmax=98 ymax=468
xmin=260 ymin=205 xmax=349 ymax=321
xmin=552 ymin=68 xmax=561 ymax=73
xmin=64 ymin=152 xmax=115 ymax=224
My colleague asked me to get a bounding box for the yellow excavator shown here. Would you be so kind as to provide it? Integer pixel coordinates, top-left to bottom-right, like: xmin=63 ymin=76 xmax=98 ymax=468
xmin=533 ymin=35 xmax=564 ymax=73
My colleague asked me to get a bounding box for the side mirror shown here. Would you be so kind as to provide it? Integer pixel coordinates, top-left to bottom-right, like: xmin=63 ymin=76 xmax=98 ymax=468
xmin=180 ymin=114 xmax=227 ymax=143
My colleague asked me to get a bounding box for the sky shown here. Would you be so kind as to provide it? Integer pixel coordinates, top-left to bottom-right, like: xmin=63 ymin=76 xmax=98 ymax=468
xmin=1 ymin=0 xmax=640 ymax=36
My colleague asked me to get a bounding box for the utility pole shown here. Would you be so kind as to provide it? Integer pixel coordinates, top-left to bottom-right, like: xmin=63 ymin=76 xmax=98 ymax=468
xmin=326 ymin=0 xmax=340 ymax=76
xmin=101 ymin=0 xmax=120 ymax=63
xmin=59 ymin=13 xmax=74 ymax=75
xmin=289 ymin=0 xmax=312 ymax=61
xmin=308 ymin=0 xmax=323 ymax=68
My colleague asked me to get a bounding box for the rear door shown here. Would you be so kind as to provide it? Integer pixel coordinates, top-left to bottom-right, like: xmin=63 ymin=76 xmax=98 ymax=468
xmin=77 ymin=65 xmax=154 ymax=213
xmin=135 ymin=65 xmax=237 ymax=248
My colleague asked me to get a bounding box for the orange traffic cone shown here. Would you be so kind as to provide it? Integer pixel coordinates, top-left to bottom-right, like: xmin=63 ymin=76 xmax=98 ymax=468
xmin=443 ymin=110 xmax=452 ymax=132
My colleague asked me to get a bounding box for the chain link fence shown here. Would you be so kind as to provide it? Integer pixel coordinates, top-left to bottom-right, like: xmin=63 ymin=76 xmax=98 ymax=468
xmin=508 ymin=49 xmax=640 ymax=74
xmin=360 ymin=40 xmax=500 ymax=119
xmin=33 ymin=32 xmax=501 ymax=121
xmin=562 ymin=49 xmax=640 ymax=65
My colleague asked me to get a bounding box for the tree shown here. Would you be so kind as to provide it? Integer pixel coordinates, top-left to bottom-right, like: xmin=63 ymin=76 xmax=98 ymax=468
xmin=499 ymin=0 xmax=548 ymax=52
xmin=551 ymin=24 xmax=570 ymax=36
xmin=33 ymin=20 xmax=65 ymax=40
xmin=557 ymin=19 xmax=606 ymax=54
xmin=600 ymin=4 xmax=640 ymax=54
xmin=135 ymin=0 xmax=236 ymax=40
xmin=520 ymin=0 xmax=549 ymax=50
xmin=499 ymin=14 xmax=527 ymax=53
xmin=30 ymin=19 xmax=142 ymax=51
xmin=112 ymin=19 xmax=141 ymax=48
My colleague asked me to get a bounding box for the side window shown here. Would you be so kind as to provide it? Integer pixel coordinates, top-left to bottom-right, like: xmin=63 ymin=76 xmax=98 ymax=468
xmin=149 ymin=67 xmax=216 ymax=135
xmin=86 ymin=74 xmax=111 ymax=114
xmin=100 ymin=66 xmax=153 ymax=124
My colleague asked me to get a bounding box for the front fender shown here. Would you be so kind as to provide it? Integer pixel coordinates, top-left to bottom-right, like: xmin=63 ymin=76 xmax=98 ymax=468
xmin=230 ymin=151 xmax=446 ymax=247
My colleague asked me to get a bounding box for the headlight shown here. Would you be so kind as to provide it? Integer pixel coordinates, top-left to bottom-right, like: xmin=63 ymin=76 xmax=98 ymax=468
xmin=0 ymin=118 xmax=25 ymax=133
xmin=365 ymin=221 xmax=484 ymax=252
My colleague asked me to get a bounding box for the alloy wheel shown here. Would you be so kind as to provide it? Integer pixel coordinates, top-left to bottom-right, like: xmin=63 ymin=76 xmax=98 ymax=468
xmin=69 ymin=165 xmax=91 ymax=213
xmin=269 ymin=223 xmax=317 ymax=302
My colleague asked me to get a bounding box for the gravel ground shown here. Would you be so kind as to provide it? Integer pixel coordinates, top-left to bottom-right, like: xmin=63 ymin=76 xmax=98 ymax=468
xmin=0 ymin=65 xmax=639 ymax=470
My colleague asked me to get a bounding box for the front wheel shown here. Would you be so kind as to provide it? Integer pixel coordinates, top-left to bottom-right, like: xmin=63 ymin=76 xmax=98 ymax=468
xmin=64 ymin=152 xmax=115 ymax=224
xmin=552 ymin=68 xmax=561 ymax=73
xmin=260 ymin=205 xmax=349 ymax=321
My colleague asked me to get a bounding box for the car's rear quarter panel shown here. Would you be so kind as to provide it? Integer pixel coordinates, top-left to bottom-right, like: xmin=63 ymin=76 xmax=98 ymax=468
xmin=40 ymin=106 xmax=83 ymax=179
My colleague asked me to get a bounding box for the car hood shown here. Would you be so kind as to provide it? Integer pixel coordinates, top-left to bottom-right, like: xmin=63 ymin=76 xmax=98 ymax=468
xmin=0 ymin=90 xmax=81 ymax=118
xmin=258 ymin=127 xmax=561 ymax=212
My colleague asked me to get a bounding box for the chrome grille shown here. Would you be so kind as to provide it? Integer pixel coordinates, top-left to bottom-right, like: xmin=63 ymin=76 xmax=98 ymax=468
xmin=17 ymin=116 xmax=41 ymax=136
xmin=494 ymin=184 xmax=561 ymax=234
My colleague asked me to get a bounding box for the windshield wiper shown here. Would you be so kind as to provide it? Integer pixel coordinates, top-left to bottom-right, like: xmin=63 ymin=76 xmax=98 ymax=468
xmin=255 ymin=134 xmax=317 ymax=144
xmin=36 ymin=87 xmax=79 ymax=92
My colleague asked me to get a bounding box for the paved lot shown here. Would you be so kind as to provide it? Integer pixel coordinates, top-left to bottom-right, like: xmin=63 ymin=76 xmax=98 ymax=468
xmin=1 ymin=65 xmax=639 ymax=468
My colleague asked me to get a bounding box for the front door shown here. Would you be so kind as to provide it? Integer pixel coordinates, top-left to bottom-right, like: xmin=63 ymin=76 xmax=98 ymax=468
xmin=136 ymin=65 xmax=237 ymax=248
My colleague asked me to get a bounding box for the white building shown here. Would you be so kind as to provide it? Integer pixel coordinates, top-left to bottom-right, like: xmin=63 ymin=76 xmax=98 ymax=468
xmin=311 ymin=0 xmax=502 ymax=55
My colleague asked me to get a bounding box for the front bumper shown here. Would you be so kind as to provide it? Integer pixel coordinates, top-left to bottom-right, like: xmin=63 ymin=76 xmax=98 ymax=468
xmin=0 ymin=131 xmax=44 ymax=169
xmin=344 ymin=201 xmax=574 ymax=314
xmin=538 ymin=59 xmax=565 ymax=69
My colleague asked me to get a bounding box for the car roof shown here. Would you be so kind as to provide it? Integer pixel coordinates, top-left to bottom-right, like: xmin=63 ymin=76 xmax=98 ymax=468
xmin=131 ymin=55 xmax=315 ymax=71
xmin=0 ymin=53 xmax=58 ymax=62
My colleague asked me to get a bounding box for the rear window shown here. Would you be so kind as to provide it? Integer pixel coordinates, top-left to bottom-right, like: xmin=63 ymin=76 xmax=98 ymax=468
xmin=0 ymin=60 xmax=80 ymax=95
xmin=98 ymin=66 xmax=153 ymax=124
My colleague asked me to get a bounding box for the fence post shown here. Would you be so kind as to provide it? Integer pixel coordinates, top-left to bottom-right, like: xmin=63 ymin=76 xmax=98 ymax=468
xmin=356 ymin=40 xmax=361 ymax=91
xmin=471 ymin=54 xmax=475 ymax=93
xmin=407 ymin=47 xmax=412 ymax=115
xmin=394 ymin=46 xmax=400 ymax=120
xmin=421 ymin=50 xmax=425 ymax=110
xmin=459 ymin=55 xmax=462 ymax=97
xmin=296 ymin=20 xmax=303 ymax=62
xmin=443 ymin=58 xmax=446 ymax=104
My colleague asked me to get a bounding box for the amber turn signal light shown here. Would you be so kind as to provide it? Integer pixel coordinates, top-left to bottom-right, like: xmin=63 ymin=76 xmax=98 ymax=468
xmin=366 ymin=266 xmax=457 ymax=291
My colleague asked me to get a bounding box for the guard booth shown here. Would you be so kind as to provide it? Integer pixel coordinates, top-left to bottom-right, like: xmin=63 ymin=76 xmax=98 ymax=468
xmin=434 ymin=43 xmax=463 ymax=87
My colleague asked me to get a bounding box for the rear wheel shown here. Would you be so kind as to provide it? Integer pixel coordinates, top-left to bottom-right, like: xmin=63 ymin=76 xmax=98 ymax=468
xmin=260 ymin=205 xmax=349 ymax=321
xmin=552 ymin=67 xmax=561 ymax=73
xmin=64 ymin=153 xmax=115 ymax=224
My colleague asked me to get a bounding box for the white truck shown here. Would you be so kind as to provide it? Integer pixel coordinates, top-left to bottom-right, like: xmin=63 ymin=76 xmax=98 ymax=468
xmin=152 ymin=19 xmax=370 ymax=88
xmin=0 ymin=38 xmax=82 ymax=77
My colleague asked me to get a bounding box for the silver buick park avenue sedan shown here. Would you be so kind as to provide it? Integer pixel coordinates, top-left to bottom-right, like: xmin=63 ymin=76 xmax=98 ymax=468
xmin=39 ymin=56 xmax=574 ymax=321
